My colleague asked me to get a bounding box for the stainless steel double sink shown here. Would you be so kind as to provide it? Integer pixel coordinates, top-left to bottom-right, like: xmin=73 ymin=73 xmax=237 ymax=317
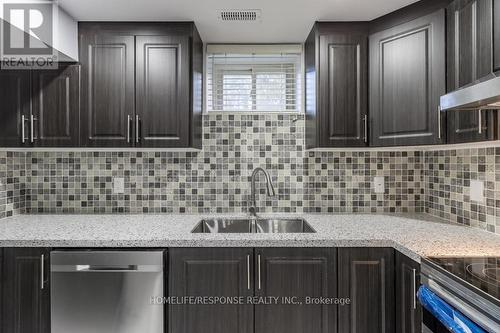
xmin=192 ymin=218 xmax=315 ymax=233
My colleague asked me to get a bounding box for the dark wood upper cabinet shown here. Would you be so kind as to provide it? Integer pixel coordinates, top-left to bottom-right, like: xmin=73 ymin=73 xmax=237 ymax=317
xmin=169 ymin=248 xmax=254 ymax=333
xmin=446 ymin=0 xmax=496 ymax=143
xmin=1 ymin=248 xmax=51 ymax=333
xmin=0 ymin=66 xmax=79 ymax=148
xmin=79 ymin=29 xmax=135 ymax=147
xmin=135 ymin=35 xmax=190 ymax=147
xmin=447 ymin=0 xmax=493 ymax=89
xmin=79 ymin=22 xmax=202 ymax=149
xmin=0 ymin=23 xmax=202 ymax=149
xmin=395 ymin=252 xmax=422 ymax=333
xmin=0 ymin=70 xmax=31 ymax=147
xmin=31 ymin=65 xmax=80 ymax=147
xmin=369 ymin=9 xmax=446 ymax=146
xmin=495 ymin=0 xmax=500 ymax=73
xmin=305 ymin=23 xmax=369 ymax=148
xmin=338 ymin=248 xmax=395 ymax=333
xmin=254 ymin=248 xmax=337 ymax=333
xmin=447 ymin=110 xmax=494 ymax=143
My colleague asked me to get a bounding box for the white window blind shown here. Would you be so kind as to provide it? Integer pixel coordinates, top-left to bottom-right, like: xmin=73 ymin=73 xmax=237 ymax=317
xmin=207 ymin=45 xmax=302 ymax=112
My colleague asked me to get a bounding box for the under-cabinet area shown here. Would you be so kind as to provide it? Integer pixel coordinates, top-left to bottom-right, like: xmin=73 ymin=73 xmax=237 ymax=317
xmin=0 ymin=247 xmax=420 ymax=333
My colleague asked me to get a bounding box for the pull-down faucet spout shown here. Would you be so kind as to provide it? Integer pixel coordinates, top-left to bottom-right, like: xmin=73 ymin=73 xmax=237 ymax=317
xmin=248 ymin=168 xmax=276 ymax=217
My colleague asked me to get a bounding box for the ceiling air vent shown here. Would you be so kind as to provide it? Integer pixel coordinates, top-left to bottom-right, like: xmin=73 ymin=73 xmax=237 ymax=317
xmin=218 ymin=9 xmax=262 ymax=22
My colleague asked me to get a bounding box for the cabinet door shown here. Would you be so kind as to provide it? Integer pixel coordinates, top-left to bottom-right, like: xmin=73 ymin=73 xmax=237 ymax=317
xmin=446 ymin=0 xmax=494 ymax=143
xmin=0 ymin=248 xmax=2 ymax=328
xmin=447 ymin=0 xmax=493 ymax=88
xmin=338 ymin=248 xmax=395 ymax=333
xmin=395 ymin=252 xmax=422 ymax=333
xmin=1 ymin=248 xmax=50 ymax=333
xmin=495 ymin=0 xmax=500 ymax=73
xmin=0 ymin=70 xmax=31 ymax=147
xmin=319 ymin=33 xmax=368 ymax=147
xmin=169 ymin=248 xmax=254 ymax=333
xmin=255 ymin=248 xmax=337 ymax=333
xmin=369 ymin=10 xmax=445 ymax=146
xmin=447 ymin=110 xmax=493 ymax=143
xmin=135 ymin=35 xmax=190 ymax=148
xmin=31 ymin=65 xmax=80 ymax=147
xmin=80 ymin=32 xmax=135 ymax=147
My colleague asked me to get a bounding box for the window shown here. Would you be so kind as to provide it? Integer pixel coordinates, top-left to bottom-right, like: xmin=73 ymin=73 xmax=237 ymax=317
xmin=207 ymin=45 xmax=302 ymax=112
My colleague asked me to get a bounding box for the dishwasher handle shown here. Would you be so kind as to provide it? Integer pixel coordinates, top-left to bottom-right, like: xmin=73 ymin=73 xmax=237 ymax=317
xmin=51 ymin=264 xmax=163 ymax=273
xmin=51 ymin=251 xmax=164 ymax=273
xmin=79 ymin=265 xmax=140 ymax=271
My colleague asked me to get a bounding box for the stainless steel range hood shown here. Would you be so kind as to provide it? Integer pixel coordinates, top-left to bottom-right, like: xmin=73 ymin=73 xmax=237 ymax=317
xmin=440 ymin=74 xmax=500 ymax=111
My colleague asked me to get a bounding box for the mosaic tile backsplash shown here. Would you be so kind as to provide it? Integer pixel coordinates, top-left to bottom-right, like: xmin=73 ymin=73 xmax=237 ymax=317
xmin=0 ymin=113 xmax=498 ymax=234
xmin=0 ymin=152 xmax=26 ymax=219
xmin=424 ymin=147 xmax=500 ymax=234
xmin=22 ymin=114 xmax=424 ymax=215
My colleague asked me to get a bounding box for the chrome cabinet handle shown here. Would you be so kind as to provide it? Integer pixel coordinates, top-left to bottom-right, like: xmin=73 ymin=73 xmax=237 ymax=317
xmin=40 ymin=254 xmax=45 ymax=290
xmin=247 ymin=255 xmax=251 ymax=290
xmin=21 ymin=115 xmax=26 ymax=143
xmin=478 ymin=109 xmax=482 ymax=134
xmin=30 ymin=114 xmax=35 ymax=143
xmin=412 ymin=268 xmax=417 ymax=309
xmin=135 ymin=115 xmax=140 ymax=143
xmin=363 ymin=115 xmax=368 ymax=143
xmin=127 ymin=115 xmax=131 ymax=143
xmin=257 ymin=254 xmax=262 ymax=290
xmin=437 ymin=106 xmax=442 ymax=139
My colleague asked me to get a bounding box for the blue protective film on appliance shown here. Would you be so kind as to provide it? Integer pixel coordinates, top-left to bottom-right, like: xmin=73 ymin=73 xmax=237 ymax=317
xmin=417 ymin=285 xmax=487 ymax=333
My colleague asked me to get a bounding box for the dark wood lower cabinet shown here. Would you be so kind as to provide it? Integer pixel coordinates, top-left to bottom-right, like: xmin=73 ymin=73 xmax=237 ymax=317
xmin=338 ymin=248 xmax=395 ymax=333
xmin=1 ymin=248 xmax=51 ymax=333
xmin=255 ymin=248 xmax=337 ymax=333
xmin=0 ymin=248 xmax=2 ymax=331
xmin=169 ymin=248 xmax=254 ymax=333
xmin=169 ymin=247 xmax=338 ymax=333
xmin=0 ymin=246 xmax=418 ymax=333
xmin=395 ymin=252 xmax=422 ymax=333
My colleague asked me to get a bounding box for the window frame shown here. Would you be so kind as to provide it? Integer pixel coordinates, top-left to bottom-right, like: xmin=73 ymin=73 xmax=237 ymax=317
xmin=205 ymin=44 xmax=304 ymax=114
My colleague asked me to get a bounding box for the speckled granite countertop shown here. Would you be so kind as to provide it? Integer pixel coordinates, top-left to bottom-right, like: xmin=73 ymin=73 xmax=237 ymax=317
xmin=0 ymin=213 xmax=498 ymax=262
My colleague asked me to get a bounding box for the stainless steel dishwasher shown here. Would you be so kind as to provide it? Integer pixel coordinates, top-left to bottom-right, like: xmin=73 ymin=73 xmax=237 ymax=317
xmin=51 ymin=251 xmax=164 ymax=333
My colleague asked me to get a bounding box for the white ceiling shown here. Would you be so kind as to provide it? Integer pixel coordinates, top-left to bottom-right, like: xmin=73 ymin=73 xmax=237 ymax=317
xmin=59 ymin=0 xmax=419 ymax=43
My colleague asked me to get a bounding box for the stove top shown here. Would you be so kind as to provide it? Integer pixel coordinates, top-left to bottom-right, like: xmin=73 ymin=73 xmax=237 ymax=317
xmin=426 ymin=257 xmax=499 ymax=302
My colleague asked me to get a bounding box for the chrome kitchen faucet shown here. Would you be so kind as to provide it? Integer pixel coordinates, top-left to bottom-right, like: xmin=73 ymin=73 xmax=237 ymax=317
xmin=249 ymin=167 xmax=276 ymax=217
